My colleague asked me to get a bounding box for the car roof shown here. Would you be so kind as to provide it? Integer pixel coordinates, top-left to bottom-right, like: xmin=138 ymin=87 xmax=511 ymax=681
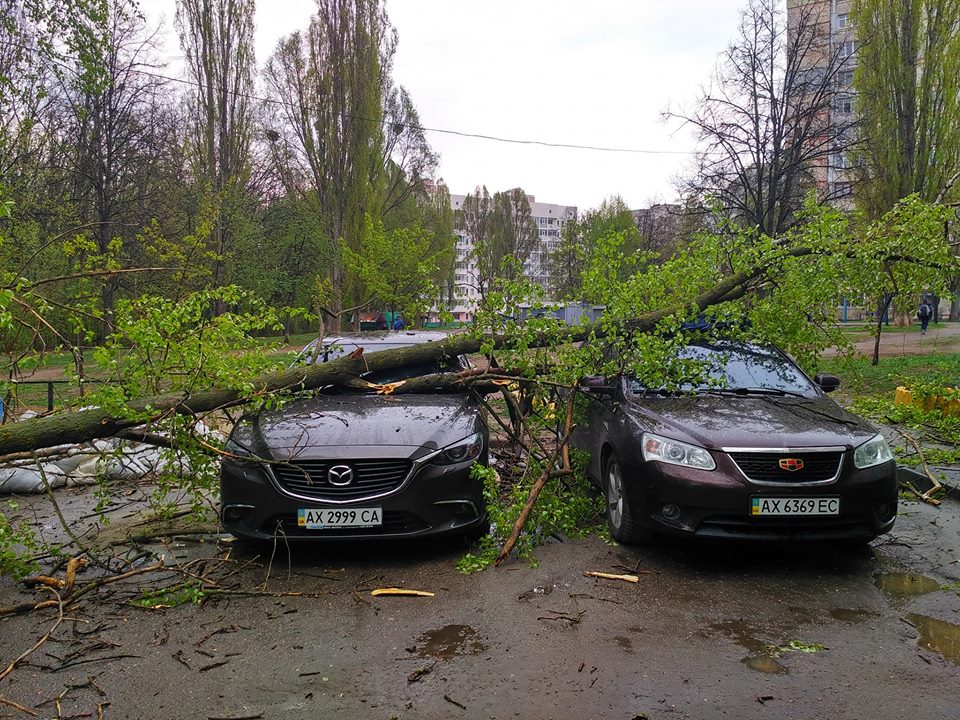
xmin=320 ymin=331 xmax=449 ymax=346
xmin=297 ymin=331 xmax=456 ymax=364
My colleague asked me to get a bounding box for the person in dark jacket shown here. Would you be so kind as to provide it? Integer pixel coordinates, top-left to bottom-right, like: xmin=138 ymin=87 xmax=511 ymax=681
xmin=917 ymin=300 xmax=933 ymax=335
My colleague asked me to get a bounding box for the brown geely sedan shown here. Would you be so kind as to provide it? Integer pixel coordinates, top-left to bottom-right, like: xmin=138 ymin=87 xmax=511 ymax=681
xmin=576 ymin=340 xmax=898 ymax=543
xmin=220 ymin=332 xmax=488 ymax=541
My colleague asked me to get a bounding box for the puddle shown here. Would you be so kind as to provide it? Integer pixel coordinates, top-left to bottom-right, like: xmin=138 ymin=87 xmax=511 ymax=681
xmin=614 ymin=636 xmax=633 ymax=653
xmin=742 ymin=656 xmax=788 ymax=674
xmin=710 ymin=621 xmax=823 ymax=674
xmin=829 ymin=608 xmax=880 ymax=624
xmin=875 ymin=573 xmax=940 ymax=599
xmin=710 ymin=621 xmax=783 ymax=674
xmin=908 ymin=614 xmax=960 ymax=666
xmin=415 ymin=625 xmax=487 ymax=660
xmin=709 ymin=621 xmax=775 ymax=655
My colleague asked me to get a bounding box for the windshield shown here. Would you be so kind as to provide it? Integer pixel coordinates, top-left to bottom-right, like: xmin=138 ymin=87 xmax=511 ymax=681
xmin=629 ymin=341 xmax=817 ymax=396
xmin=294 ymin=336 xmax=465 ymax=387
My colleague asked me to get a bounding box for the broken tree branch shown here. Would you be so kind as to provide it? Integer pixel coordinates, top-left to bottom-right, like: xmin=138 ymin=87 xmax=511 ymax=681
xmin=0 ymin=244 xmax=862 ymax=455
xmin=495 ymin=394 xmax=578 ymax=566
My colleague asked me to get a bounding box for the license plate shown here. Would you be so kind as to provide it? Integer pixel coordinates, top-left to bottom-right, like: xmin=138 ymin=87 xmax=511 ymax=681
xmin=751 ymin=497 xmax=840 ymax=516
xmin=298 ymin=507 xmax=382 ymax=529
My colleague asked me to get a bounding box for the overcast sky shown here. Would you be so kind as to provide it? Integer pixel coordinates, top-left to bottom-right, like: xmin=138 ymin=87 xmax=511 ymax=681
xmin=148 ymin=0 xmax=747 ymax=211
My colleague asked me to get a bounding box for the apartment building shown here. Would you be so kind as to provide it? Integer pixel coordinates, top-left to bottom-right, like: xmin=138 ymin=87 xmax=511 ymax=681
xmin=787 ymin=0 xmax=856 ymax=201
xmin=447 ymin=193 xmax=577 ymax=322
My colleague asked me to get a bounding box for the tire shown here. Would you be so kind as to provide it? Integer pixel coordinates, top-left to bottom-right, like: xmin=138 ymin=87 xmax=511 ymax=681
xmin=604 ymin=454 xmax=652 ymax=544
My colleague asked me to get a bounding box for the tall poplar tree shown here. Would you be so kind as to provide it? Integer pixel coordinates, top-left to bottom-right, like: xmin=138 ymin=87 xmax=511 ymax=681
xmin=852 ymin=0 xmax=960 ymax=319
xmin=264 ymin=0 xmax=394 ymax=332
xmin=852 ymin=0 xmax=960 ymax=215
xmin=176 ymin=0 xmax=255 ymax=305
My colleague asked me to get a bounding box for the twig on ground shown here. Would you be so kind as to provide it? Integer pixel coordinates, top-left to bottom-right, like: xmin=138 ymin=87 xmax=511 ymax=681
xmin=0 ymin=587 xmax=64 ymax=682
xmin=0 ymin=694 xmax=38 ymax=716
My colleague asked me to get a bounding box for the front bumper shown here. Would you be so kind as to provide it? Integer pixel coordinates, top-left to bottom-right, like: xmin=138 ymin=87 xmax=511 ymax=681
xmin=620 ymin=453 xmax=898 ymax=542
xmin=220 ymin=453 xmax=487 ymax=541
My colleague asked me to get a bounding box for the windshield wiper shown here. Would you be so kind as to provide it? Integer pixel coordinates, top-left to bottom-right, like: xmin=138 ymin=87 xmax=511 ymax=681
xmin=729 ymin=387 xmax=807 ymax=397
xmin=696 ymin=387 xmax=807 ymax=398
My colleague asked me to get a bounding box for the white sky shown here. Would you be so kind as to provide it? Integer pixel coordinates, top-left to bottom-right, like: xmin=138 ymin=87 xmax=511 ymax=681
xmin=145 ymin=0 xmax=747 ymax=210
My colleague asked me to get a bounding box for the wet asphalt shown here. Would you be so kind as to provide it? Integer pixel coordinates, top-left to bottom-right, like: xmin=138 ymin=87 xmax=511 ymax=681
xmin=1 ymin=489 xmax=959 ymax=720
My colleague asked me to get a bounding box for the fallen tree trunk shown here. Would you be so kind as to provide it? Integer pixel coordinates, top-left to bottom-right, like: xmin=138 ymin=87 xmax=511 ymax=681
xmin=0 ymin=248 xmax=814 ymax=456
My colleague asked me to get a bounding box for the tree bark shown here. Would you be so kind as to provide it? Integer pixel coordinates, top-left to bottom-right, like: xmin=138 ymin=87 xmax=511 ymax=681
xmin=0 ymin=244 xmax=835 ymax=456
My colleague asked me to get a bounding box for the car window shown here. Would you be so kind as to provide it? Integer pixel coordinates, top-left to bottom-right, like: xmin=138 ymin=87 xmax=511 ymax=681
xmin=295 ymin=336 xmax=467 ymax=386
xmin=629 ymin=341 xmax=817 ymax=395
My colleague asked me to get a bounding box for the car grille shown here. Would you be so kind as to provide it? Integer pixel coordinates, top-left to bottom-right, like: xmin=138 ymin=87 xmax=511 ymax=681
xmin=265 ymin=511 xmax=429 ymax=537
xmin=271 ymin=459 xmax=412 ymax=501
xmin=728 ymin=451 xmax=843 ymax=483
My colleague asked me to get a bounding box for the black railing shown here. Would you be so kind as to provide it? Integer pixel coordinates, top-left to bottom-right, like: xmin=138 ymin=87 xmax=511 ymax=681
xmin=2 ymin=379 xmax=88 ymax=415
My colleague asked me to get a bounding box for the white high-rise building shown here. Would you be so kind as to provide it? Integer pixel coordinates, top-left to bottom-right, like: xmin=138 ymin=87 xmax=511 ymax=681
xmin=447 ymin=193 xmax=577 ymax=322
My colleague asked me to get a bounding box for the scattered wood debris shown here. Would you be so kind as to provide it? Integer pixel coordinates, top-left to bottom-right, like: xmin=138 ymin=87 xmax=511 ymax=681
xmin=370 ymin=588 xmax=435 ymax=597
xmin=584 ymin=571 xmax=640 ymax=583
xmin=407 ymin=661 xmax=436 ymax=683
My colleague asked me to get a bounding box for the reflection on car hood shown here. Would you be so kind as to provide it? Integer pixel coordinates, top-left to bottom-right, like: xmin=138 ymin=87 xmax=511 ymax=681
xmin=625 ymin=395 xmax=877 ymax=450
xmin=240 ymin=394 xmax=481 ymax=460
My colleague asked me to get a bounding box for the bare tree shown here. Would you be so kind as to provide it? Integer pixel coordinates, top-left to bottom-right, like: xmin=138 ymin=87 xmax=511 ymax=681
xmin=456 ymin=186 xmax=495 ymax=300
xmin=489 ymin=188 xmax=539 ymax=284
xmin=667 ymin=0 xmax=856 ymax=237
xmin=380 ymin=86 xmax=438 ymax=218
xmin=55 ymin=0 xmax=172 ymax=338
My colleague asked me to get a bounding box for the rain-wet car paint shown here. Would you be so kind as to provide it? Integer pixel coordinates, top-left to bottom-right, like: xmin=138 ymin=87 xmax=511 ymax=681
xmin=220 ymin=333 xmax=488 ymax=541
xmin=576 ymin=341 xmax=898 ymax=542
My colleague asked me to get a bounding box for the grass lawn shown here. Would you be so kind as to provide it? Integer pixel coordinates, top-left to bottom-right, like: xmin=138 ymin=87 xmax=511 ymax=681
xmin=818 ymin=352 xmax=960 ymax=398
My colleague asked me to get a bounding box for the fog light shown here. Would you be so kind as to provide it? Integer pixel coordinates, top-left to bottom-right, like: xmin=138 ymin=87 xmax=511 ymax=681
xmin=661 ymin=504 xmax=681 ymax=520
xmin=223 ymin=505 xmax=254 ymax=522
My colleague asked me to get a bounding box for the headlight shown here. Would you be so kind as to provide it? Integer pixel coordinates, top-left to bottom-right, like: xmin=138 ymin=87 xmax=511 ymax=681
xmin=223 ymin=435 xmax=254 ymax=460
xmin=854 ymin=433 xmax=893 ymax=469
xmin=432 ymin=432 xmax=484 ymax=465
xmin=641 ymin=432 xmax=716 ymax=470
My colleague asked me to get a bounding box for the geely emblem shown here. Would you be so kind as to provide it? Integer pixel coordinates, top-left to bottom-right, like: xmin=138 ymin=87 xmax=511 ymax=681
xmin=779 ymin=458 xmax=804 ymax=472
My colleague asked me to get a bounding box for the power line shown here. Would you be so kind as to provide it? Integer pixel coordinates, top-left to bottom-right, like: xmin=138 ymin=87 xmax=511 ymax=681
xmin=132 ymin=67 xmax=698 ymax=156
xmin=20 ymin=44 xmax=699 ymax=157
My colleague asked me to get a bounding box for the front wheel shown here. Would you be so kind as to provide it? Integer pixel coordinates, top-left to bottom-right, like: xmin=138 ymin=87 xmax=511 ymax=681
xmin=605 ymin=454 xmax=652 ymax=544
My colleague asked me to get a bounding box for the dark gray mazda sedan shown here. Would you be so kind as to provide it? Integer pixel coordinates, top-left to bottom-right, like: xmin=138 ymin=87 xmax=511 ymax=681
xmin=220 ymin=332 xmax=488 ymax=541
xmin=576 ymin=340 xmax=898 ymax=544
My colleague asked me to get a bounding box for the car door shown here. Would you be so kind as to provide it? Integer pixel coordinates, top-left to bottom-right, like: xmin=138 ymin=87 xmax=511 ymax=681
xmin=582 ymin=375 xmax=626 ymax=483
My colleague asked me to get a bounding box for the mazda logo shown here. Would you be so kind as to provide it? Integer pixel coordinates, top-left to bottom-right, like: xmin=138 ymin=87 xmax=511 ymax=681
xmin=327 ymin=465 xmax=354 ymax=486
xmin=779 ymin=458 xmax=804 ymax=472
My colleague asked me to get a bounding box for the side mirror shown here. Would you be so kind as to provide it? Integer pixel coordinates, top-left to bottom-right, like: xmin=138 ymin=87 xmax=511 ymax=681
xmin=814 ymin=373 xmax=841 ymax=392
xmin=579 ymin=376 xmax=615 ymax=395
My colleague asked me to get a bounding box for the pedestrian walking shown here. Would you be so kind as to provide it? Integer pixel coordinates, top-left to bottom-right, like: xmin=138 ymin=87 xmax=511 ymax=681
xmin=917 ymin=299 xmax=934 ymax=335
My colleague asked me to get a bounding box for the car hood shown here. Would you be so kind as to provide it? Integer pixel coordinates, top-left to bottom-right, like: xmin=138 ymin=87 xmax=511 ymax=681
xmin=235 ymin=393 xmax=481 ymax=460
xmin=624 ymin=394 xmax=877 ymax=450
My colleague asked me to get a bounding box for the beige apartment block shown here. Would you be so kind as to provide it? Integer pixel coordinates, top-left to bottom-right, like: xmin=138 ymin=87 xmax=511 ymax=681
xmin=447 ymin=193 xmax=576 ymax=322
xmin=787 ymin=0 xmax=856 ymax=202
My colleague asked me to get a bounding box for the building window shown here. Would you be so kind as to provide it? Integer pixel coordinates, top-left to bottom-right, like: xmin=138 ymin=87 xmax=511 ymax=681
xmin=834 ymin=181 xmax=852 ymax=197
xmin=836 ymin=13 xmax=848 ymax=29
xmin=835 ymin=96 xmax=854 ymax=114
xmin=840 ymin=40 xmax=856 ymax=59
xmin=839 ymin=70 xmax=854 ymax=87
